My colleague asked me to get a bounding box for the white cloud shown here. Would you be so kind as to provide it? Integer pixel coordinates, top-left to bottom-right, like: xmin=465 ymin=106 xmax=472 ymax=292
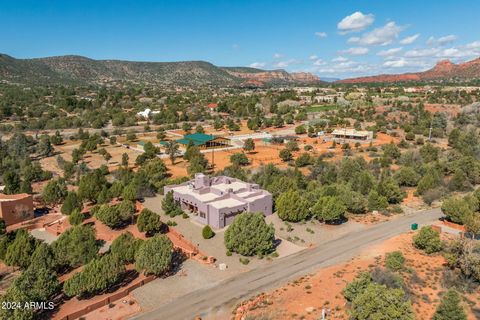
xmin=313 ymin=59 xmax=326 ymax=66
xmin=426 ymin=34 xmax=457 ymax=46
xmin=249 ymin=62 xmax=266 ymax=68
xmin=347 ymin=37 xmax=360 ymax=44
xmin=383 ymin=58 xmax=409 ymax=68
xmin=399 ymin=34 xmax=420 ymax=45
xmin=466 ymin=41 xmax=480 ymax=49
xmin=437 ymin=47 xmax=475 ymax=58
xmin=274 ymin=59 xmax=301 ymax=68
xmin=348 ymin=21 xmax=405 ymax=46
xmin=337 ymin=11 xmax=374 ymax=33
xmin=382 ymin=58 xmax=428 ymax=68
xmin=341 ymin=47 xmax=369 ymax=55
xmin=315 ymin=31 xmax=327 ymax=38
xmin=404 ymin=48 xmax=440 ymax=58
xmin=377 ymin=47 xmax=403 ymax=56
xmin=332 ymin=56 xmax=349 ymax=62
xmin=316 ymin=60 xmax=374 ymax=74
xmin=309 ymin=55 xmax=319 ymax=60
xmin=273 ymin=53 xmax=283 ymax=59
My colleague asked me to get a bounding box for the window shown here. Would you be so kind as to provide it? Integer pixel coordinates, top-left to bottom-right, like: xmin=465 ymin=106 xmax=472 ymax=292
xmin=199 ymin=212 xmax=206 ymax=218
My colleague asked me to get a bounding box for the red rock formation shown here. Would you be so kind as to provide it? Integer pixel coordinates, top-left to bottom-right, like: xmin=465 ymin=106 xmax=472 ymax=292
xmin=338 ymin=56 xmax=480 ymax=83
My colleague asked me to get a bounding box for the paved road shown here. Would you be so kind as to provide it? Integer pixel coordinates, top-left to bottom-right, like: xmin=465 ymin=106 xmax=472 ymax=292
xmin=132 ymin=208 xmax=443 ymax=320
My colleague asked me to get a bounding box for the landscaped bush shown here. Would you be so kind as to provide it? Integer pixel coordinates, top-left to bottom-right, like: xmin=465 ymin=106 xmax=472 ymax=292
xmin=202 ymin=225 xmax=215 ymax=239
xmin=413 ymin=226 xmax=442 ymax=254
xmin=224 ymin=212 xmax=275 ymax=256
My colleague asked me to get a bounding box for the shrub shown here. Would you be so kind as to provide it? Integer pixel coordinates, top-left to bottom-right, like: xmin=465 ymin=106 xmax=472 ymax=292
xmin=343 ymin=272 xmax=372 ymax=302
xmin=432 ymin=289 xmax=467 ymax=320
xmin=276 ymin=190 xmax=310 ymax=222
xmin=422 ymin=188 xmax=444 ymax=206
xmin=135 ymin=234 xmax=173 ymax=276
xmin=441 ymin=196 xmax=472 ymax=225
xmin=279 ymin=149 xmax=293 ymax=162
xmin=64 ymin=254 xmax=125 ymax=298
xmin=367 ymin=190 xmax=388 ymax=211
xmin=295 ymin=153 xmax=313 ymax=167
xmin=230 ymin=153 xmax=250 ymax=166
xmin=413 ymin=226 xmax=442 ymax=254
xmin=110 ymin=232 xmax=143 ymax=263
xmin=61 ymin=191 xmax=82 ymax=215
xmin=51 ymin=225 xmax=98 ymax=269
xmin=4 ymin=229 xmax=38 ymax=269
xmin=350 ymin=283 xmax=414 ymax=320
xmin=162 ymin=191 xmax=183 ymax=217
xmin=311 ymin=196 xmax=346 ymax=223
xmin=224 ymin=212 xmax=275 ymax=256
xmin=202 ymin=225 xmax=215 ymax=239
xmin=385 ymin=251 xmax=405 ymax=271
xmin=94 ymin=204 xmax=123 ymax=229
xmin=137 ymin=208 xmax=164 ymax=235
xmin=69 ymin=209 xmax=85 ymax=226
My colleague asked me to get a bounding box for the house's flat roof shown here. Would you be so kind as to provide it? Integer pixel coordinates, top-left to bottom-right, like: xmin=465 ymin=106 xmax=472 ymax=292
xmin=173 ymin=185 xmax=219 ymax=202
xmin=209 ymin=198 xmax=245 ymax=209
xmin=212 ymin=182 xmax=247 ymax=193
xmin=245 ymin=194 xmax=269 ymax=202
xmin=331 ymin=129 xmax=371 ymax=137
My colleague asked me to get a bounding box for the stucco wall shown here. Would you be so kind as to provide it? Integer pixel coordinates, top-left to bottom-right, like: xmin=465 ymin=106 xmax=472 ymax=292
xmin=0 ymin=195 xmax=34 ymax=226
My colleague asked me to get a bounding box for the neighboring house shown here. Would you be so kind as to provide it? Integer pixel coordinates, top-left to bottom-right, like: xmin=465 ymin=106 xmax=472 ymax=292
xmin=164 ymin=173 xmax=272 ymax=229
xmin=136 ymin=108 xmax=160 ymax=119
xmin=0 ymin=194 xmax=34 ymax=226
xmin=331 ymin=128 xmax=373 ymax=142
xmin=176 ymin=133 xmax=231 ymax=150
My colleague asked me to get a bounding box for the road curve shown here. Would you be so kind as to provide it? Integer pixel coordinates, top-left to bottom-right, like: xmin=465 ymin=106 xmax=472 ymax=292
xmin=132 ymin=208 xmax=443 ymax=320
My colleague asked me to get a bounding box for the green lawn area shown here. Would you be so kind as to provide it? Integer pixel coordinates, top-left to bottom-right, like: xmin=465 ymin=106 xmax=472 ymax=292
xmin=305 ymin=104 xmax=338 ymax=113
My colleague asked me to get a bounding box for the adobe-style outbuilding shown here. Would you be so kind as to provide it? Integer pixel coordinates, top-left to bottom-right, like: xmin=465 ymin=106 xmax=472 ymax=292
xmin=0 ymin=193 xmax=34 ymax=226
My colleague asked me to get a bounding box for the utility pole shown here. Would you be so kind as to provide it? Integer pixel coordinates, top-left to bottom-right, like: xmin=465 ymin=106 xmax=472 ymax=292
xmin=428 ymin=119 xmax=433 ymax=141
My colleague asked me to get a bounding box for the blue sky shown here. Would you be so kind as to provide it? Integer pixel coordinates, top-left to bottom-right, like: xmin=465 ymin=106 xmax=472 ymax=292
xmin=1 ymin=0 xmax=479 ymax=78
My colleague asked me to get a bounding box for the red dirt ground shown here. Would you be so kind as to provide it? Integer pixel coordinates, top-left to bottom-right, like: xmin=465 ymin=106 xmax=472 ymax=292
xmin=235 ymin=232 xmax=480 ymax=320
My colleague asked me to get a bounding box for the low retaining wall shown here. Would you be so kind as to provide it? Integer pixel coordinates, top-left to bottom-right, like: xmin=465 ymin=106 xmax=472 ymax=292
xmin=441 ymin=220 xmax=466 ymax=232
xmin=57 ymin=275 xmax=155 ymax=320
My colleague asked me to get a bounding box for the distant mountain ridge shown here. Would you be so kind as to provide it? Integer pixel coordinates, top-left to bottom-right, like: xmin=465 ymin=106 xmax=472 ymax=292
xmin=338 ymin=57 xmax=480 ymax=84
xmin=0 ymin=54 xmax=321 ymax=87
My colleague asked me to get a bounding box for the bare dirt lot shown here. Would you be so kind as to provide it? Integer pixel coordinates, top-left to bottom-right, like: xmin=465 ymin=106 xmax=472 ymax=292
xmin=234 ymin=232 xmax=480 ymax=320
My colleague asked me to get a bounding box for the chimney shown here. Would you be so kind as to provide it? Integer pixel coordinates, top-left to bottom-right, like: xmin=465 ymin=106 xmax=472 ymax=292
xmin=194 ymin=173 xmax=210 ymax=189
